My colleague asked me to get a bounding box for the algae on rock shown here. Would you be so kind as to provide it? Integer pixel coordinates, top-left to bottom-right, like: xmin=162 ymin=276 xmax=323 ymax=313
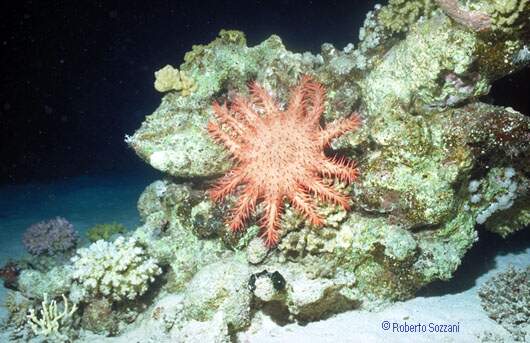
xmin=126 ymin=30 xmax=320 ymax=178
xmin=134 ymin=180 xmax=227 ymax=292
xmin=3 ymin=1 xmax=526 ymax=340
xmin=125 ymin=1 xmax=529 ymax=331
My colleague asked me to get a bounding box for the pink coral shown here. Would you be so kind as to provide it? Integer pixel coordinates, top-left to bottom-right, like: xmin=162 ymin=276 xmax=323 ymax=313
xmin=435 ymin=0 xmax=492 ymax=32
xmin=23 ymin=217 xmax=78 ymax=255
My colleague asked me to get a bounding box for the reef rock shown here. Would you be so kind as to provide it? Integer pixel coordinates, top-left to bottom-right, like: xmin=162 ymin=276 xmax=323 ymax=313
xmin=5 ymin=1 xmax=528 ymax=340
xmin=124 ymin=0 xmax=530 ymax=336
xmin=479 ymin=265 xmax=530 ymax=341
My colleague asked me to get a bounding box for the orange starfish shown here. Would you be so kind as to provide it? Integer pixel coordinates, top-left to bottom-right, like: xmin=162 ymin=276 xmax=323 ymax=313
xmin=207 ymin=76 xmax=360 ymax=247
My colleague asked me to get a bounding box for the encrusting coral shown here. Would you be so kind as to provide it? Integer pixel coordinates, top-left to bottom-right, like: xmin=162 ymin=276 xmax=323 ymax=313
xmin=208 ymin=76 xmax=360 ymax=246
xmin=86 ymin=222 xmax=127 ymax=242
xmin=4 ymin=291 xmax=32 ymax=330
xmin=17 ymin=265 xmax=73 ymax=300
xmin=154 ymin=64 xmax=197 ymax=96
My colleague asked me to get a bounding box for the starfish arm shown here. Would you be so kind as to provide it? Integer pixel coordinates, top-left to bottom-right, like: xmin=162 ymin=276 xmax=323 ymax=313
xmin=228 ymin=186 xmax=260 ymax=233
xmin=286 ymin=75 xmax=312 ymax=119
xmin=249 ymin=81 xmax=279 ymax=115
xmin=319 ymin=113 xmax=361 ymax=147
xmin=208 ymin=76 xmax=360 ymax=248
xmin=207 ymin=121 xmax=242 ymax=158
xmin=212 ymin=101 xmax=247 ymax=136
xmin=318 ymin=156 xmax=359 ymax=183
xmin=304 ymin=80 xmax=326 ymax=124
xmin=302 ymin=177 xmax=351 ymax=210
xmin=259 ymin=194 xmax=283 ymax=247
xmin=289 ymin=190 xmax=325 ymax=226
xmin=209 ymin=168 xmax=245 ymax=201
xmin=231 ymin=96 xmax=263 ymax=128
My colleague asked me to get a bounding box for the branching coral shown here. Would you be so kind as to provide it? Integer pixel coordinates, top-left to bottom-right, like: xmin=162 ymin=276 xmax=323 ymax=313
xmin=27 ymin=293 xmax=77 ymax=341
xmin=71 ymin=236 xmax=162 ymax=301
xmin=22 ymin=217 xmax=78 ymax=256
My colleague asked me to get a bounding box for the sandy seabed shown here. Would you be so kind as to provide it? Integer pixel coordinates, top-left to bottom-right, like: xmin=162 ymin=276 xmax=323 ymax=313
xmin=0 ymin=172 xmax=527 ymax=342
xmin=238 ymin=245 xmax=529 ymax=343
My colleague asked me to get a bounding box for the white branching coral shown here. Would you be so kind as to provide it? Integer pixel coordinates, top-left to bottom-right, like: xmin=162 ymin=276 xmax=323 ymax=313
xmin=27 ymin=293 xmax=77 ymax=341
xmin=71 ymin=237 xmax=162 ymax=301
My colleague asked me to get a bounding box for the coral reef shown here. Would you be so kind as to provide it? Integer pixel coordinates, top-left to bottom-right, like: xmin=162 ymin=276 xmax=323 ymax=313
xmin=70 ymin=237 xmax=162 ymax=302
xmin=22 ymin=217 xmax=78 ymax=256
xmin=479 ymin=265 xmax=530 ymax=341
xmin=119 ymin=0 xmax=530 ymax=336
xmin=125 ymin=30 xmax=320 ymax=178
xmin=133 ymin=180 xmax=226 ymax=291
xmin=182 ymin=259 xmax=251 ymax=331
xmin=86 ymin=222 xmax=127 ymax=242
xmin=1 ymin=0 xmax=528 ymax=340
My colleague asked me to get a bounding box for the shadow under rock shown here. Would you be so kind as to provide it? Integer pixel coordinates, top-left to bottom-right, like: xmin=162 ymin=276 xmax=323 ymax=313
xmin=417 ymin=226 xmax=530 ymax=297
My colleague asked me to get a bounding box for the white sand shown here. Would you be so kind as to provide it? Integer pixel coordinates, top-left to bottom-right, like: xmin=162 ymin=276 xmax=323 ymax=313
xmin=0 ymin=173 xmax=527 ymax=342
xmin=239 ymin=246 xmax=529 ymax=342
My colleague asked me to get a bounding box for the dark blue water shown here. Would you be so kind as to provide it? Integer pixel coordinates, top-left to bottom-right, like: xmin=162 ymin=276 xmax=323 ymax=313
xmin=0 ymin=170 xmax=159 ymax=262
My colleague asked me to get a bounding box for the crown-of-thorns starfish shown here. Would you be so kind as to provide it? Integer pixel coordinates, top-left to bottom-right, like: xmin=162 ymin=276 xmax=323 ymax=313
xmin=207 ymin=75 xmax=361 ymax=247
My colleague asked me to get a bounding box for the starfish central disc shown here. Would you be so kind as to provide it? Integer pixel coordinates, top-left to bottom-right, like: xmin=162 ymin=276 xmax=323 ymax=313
xmin=207 ymin=76 xmax=360 ymax=247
